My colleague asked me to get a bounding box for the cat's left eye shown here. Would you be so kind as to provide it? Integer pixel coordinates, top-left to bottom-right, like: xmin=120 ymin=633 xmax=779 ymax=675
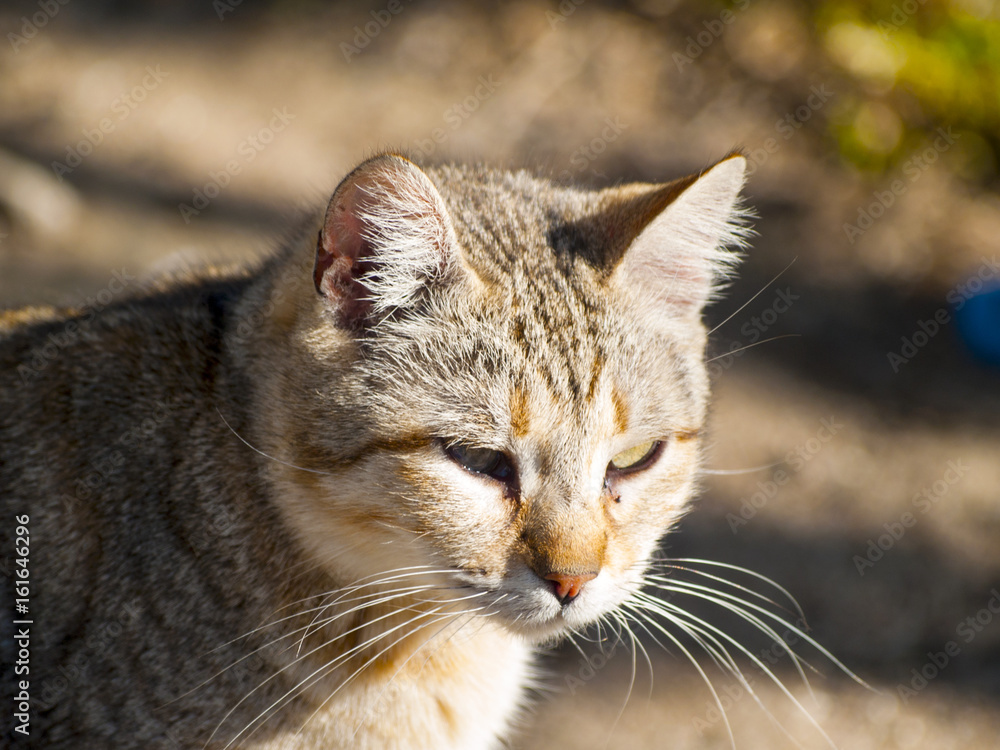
xmin=445 ymin=442 xmax=516 ymax=483
xmin=608 ymin=440 xmax=661 ymax=472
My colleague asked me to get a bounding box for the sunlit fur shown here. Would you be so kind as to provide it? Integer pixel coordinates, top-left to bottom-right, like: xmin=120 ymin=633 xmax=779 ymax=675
xmin=237 ymin=153 xmax=756 ymax=747
xmin=0 ymin=153 xmax=856 ymax=750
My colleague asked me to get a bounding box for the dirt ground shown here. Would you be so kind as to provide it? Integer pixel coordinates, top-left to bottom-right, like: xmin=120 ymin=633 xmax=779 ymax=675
xmin=2 ymin=1 xmax=999 ymax=747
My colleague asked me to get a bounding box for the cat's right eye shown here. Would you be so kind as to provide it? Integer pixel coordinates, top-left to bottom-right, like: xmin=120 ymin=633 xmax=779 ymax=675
xmin=445 ymin=442 xmax=516 ymax=483
xmin=608 ymin=440 xmax=661 ymax=473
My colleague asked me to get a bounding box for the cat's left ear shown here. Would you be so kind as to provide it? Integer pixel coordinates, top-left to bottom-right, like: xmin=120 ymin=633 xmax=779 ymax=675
xmin=314 ymin=153 xmax=459 ymax=327
xmin=610 ymin=154 xmax=751 ymax=316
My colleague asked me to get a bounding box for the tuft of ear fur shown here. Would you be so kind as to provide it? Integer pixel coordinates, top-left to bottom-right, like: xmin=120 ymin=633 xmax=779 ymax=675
xmin=314 ymin=153 xmax=459 ymax=327
xmin=612 ymin=154 xmax=752 ymax=316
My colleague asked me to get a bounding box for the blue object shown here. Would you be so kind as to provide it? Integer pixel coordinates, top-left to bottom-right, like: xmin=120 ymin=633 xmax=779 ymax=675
xmin=955 ymin=282 xmax=1000 ymax=368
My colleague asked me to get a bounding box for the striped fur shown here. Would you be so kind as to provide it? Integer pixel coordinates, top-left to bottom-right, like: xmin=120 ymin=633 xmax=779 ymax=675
xmin=1 ymin=153 xmax=749 ymax=749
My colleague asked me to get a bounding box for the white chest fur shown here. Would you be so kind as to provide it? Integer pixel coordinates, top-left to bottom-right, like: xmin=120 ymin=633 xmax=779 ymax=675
xmin=252 ymin=623 xmax=534 ymax=750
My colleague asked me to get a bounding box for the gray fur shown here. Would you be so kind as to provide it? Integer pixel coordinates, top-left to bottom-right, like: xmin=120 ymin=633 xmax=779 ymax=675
xmin=1 ymin=153 xmax=748 ymax=749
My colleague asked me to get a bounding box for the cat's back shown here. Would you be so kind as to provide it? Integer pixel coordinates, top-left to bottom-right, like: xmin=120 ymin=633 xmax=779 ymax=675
xmin=0 ymin=271 xmax=289 ymax=748
xmin=0 ymin=274 xmax=254 ymax=519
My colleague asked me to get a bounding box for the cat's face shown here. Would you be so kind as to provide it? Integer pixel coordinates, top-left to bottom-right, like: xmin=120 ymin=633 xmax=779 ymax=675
xmin=275 ymin=154 xmax=748 ymax=643
xmin=366 ymin=312 xmax=708 ymax=640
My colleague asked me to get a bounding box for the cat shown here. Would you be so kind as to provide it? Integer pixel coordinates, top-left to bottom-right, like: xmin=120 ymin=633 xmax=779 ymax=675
xmin=1 ymin=151 xmax=832 ymax=749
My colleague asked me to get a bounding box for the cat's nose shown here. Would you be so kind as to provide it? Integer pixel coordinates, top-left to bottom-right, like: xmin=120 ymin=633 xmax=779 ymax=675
xmin=544 ymin=571 xmax=597 ymax=605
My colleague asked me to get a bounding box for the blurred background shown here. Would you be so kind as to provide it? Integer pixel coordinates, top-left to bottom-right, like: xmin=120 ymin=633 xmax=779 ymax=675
xmin=2 ymin=0 xmax=999 ymax=747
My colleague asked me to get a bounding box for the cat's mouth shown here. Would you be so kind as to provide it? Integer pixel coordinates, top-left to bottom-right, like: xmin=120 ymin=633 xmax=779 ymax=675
xmin=454 ymin=567 xmax=616 ymax=641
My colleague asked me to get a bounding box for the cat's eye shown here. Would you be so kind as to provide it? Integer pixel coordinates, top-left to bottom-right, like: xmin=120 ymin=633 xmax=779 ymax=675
xmin=445 ymin=443 xmax=516 ymax=483
xmin=608 ymin=440 xmax=661 ymax=472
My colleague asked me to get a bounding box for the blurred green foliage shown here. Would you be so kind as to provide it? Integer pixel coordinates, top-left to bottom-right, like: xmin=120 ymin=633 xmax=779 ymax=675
xmin=815 ymin=0 xmax=1000 ymax=177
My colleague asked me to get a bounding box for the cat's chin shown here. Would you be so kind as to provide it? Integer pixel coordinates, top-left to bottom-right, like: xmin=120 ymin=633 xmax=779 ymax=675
xmin=484 ymin=596 xmax=612 ymax=644
xmin=499 ymin=616 xmax=584 ymax=645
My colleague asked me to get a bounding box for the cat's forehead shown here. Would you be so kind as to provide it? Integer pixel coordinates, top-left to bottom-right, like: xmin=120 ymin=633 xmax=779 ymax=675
xmin=433 ymin=162 xmax=597 ymax=214
xmin=367 ymin=277 xmax=703 ymax=443
xmin=363 ymin=163 xmax=710 ymax=438
xmin=430 ymin=169 xmax=620 ymax=398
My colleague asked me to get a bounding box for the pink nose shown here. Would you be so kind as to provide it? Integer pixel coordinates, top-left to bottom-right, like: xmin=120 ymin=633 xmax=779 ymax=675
xmin=544 ymin=572 xmax=597 ymax=603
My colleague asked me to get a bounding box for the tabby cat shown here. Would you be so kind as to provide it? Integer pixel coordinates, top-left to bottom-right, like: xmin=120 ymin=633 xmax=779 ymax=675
xmin=1 ymin=152 xmax=826 ymax=749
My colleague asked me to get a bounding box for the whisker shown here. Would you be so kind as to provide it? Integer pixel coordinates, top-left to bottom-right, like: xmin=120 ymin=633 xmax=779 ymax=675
xmin=650 ymin=583 xmax=816 ymax=686
xmin=297 ymin=601 xmax=496 ymax=742
xmin=657 ymin=558 xmax=808 ymax=619
xmin=701 ymin=462 xmax=784 ymax=476
xmin=630 ymin=594 xmax=747 ymax=699
xmin=184 ymin=583 xmax=444 ymax=717
xmin=294 ymin=582 xmax=453 ymax=657
xmin=209 ymin=581 xmax=471 ymax=749
xmin=651 ymin=577 xmax=864 ymax=688
xmin=347 ymin=602 xmax=500 ymax=741
xmin=563 ymin=631 xmax=592 ymax=663
xmin=215 ymin=407 xmax=334 ymax=476
xmin=599 ymin=612 xmax=642 ymax=750
xmin=634 ymin=597 xmax=815 ymax=750
xmin=647 ymin=569 xmax=800 ymax=624
xmin=252 ymin=564 xmax=462 ymax=634
xmin=219 ymin=587 xmax=494 ymax=749
xmin=704 ymin=334 xmax=802 ymax=364
xmin=630 ymin=594 xmax=835 ymax=749
xmin=623 ymin=603 xmax=737 ymax=750
xmin=220 ymin=607 xmax=452 ymax=750
xmin=709 ymin=257 xmax=797 ymax=335
xmin=212 ymin=570 xmax=453 ymax=660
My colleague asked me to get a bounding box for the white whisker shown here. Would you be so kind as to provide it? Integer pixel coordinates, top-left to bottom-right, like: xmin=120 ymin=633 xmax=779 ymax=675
xmin=701 ymin=462 xmax=784 ymax=476
xmin=709 ymin=257 xmax=797 ymax=335
xmin=632 ymin=596 xmax=816 ymax=750
xmin=221 ymin=607 xmax=450 ymax=750
xmin=216 ymin=407 xmax=335 ymax=476
xmin=208 ymin=577 xmax=479 ymax=749
xmin=623 ymin=603 xmax=738 ymax=750
xmin=704 ymin=334 xmax=802 ymax=364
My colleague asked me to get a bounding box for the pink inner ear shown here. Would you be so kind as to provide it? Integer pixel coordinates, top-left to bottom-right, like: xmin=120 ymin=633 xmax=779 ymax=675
xmin=313 ymin=154 xmax=459 ymax=326
xmin=653 ymin=255 xmax=712 ymax=303
xmin=314 ymin=185 xmax=377 ymax=322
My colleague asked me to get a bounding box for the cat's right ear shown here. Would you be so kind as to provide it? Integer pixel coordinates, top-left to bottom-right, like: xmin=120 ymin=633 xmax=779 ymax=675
xmin=609 ymin=154 xmax=752 ymax=317
xmin=314 ymin=154 xmax=459 ymax=328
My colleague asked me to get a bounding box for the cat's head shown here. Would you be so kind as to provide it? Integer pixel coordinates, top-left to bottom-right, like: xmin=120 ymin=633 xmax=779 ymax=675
xmin=272 ymin=153 xmax=749 ymax=642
